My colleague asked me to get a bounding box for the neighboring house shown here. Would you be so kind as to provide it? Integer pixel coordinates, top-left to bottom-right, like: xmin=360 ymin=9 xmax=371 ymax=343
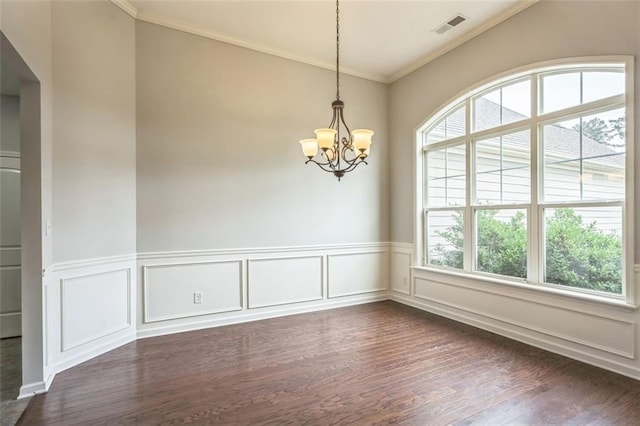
xmin=425 ymin=97 xmax=624 ymax=259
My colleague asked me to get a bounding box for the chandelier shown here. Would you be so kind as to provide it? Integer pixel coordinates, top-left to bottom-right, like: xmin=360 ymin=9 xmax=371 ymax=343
xmin=298 ymin=0 xmax=374 ymax=180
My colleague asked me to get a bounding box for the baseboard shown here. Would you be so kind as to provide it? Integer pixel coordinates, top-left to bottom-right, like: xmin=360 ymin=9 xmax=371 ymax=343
xmin=51 ymin=331 xmax=137 ymax=377
xmin=390 ymin=293 xmax=640 ymax=381
xmin=138 ymin=293 xmax=389 ymax=339
xmin=18 ymin=381 xmax=47 ymax=399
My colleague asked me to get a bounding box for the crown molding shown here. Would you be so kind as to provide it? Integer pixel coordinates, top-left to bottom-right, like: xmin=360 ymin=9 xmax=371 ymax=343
xmin=110 ymin=0 xmax=137 ymax=18
xmin=110 ymin=0 xmax=539 ymax=85
xmin=135 ymin=9 xmax=387 ymax=83
xmin=388 ymin=0 xmax=540 ymax=83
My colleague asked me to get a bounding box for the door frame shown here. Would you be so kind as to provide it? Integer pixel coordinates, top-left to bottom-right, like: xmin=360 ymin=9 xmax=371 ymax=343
xmin=1 ymin=32 xmax=47 ymax=397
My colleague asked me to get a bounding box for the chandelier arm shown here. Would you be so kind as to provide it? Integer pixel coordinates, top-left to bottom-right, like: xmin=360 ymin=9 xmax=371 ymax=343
xmin=342 ymin=150 xmax=366 ymax=167
xmin=306 ymin=152 xmax=336 ymax=167
xmin=342 ymin=152 xmax=362 ymax=165
xmin=329 ymin=105 xmax=338 ymax=129
xmin=338 ymin=107 xmax=351 ymax=138
xmin=339 ymin=158 xmax=368 ymax=174
xmin=305 ymin=158 xmax=338 ymax=173
xmin=340 ymin=137 xmax=354 ymax=162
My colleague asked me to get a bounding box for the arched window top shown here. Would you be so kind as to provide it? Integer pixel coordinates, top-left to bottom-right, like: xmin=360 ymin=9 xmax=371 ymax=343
xmin=422 ymin=62 xmax=626 ymax=146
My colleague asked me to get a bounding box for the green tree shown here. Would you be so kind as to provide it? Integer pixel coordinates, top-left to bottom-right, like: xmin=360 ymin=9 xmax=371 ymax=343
xmin=572 ymin=117 xmax=625 ymax=148
xmin=576 ymin=117 xmax=610 ymax=144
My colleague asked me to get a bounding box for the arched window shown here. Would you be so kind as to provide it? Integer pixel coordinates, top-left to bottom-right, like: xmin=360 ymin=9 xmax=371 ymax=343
xmin=417 ymin=58 xmax=634 ymax=300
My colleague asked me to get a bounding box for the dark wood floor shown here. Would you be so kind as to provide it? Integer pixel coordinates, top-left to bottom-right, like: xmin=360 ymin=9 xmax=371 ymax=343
xmin=18 ymin=301 xmax=640 ymax=425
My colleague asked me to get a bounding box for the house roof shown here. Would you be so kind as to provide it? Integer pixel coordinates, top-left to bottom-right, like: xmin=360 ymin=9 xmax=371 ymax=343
xmin=427 ymin=97 xmax=624 ymax=167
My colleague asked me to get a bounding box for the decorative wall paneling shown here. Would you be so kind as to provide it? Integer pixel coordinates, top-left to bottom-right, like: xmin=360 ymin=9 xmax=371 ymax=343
xmin=43 ymin=255 xmax=137 ymax=391
xmin=137 ymin=243 xmax=391 ymax=338
xmin=389 ymin=243 xmax=640 ymax=381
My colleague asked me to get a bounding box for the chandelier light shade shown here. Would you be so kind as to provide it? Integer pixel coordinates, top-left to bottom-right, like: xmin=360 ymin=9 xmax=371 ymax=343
xmin=298 ymin=0 xmax=374 ymax=180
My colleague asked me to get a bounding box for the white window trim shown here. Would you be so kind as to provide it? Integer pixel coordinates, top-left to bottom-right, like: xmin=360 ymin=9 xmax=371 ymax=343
xmin=413 ymin=56 xmax=636 ymax=306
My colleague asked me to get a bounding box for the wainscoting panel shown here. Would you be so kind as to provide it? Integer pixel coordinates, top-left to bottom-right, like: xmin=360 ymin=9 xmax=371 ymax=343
xmin=327 ymin=251 xmax=389 ymax=298
xmin=137 ymin=243 xmax=390 ymax=338
xmin=143 ymin=261 xmax=243 ymax=322
xmin=414 ymin=276 xmax=635 ymax=358
xmin=46 ymin=256 xmax=137 ymax=386
xmin=61 ymin=269 xmax=131 ymax=351
xmin=248 ymin=256 xmax=323 ymax=309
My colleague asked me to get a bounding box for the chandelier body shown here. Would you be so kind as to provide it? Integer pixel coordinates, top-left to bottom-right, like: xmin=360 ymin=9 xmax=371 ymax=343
xmin=298 ymin=0 xmax=374 ymax=181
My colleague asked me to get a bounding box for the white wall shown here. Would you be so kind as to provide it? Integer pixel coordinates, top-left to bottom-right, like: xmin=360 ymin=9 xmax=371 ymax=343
xmin=52 ymin=0 xmax=136 ymax=263
xmin=136 ymin=21 xmax=389 ymax=253
xmin=389 ymin=0 xmax=640 ymax=380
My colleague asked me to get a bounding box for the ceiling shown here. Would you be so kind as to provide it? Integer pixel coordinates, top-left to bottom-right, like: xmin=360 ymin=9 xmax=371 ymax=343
xmin=117 ymin=0 xmax=538 ymax=83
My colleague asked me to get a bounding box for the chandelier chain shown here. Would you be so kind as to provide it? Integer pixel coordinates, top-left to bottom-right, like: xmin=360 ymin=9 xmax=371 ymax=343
xmin=298 ymin=0 xmax=372 ymax=180
xmin=336 ymin=0 xmax=340 ymax=101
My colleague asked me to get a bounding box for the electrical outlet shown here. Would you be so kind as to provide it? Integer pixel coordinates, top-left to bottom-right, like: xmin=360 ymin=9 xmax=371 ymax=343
xmin=193 ymin=291 xmax=203 ymax=304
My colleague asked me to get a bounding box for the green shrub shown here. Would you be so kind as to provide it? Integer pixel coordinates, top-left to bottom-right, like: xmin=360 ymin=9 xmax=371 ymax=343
xmin=430 ymin=208 xmax=621 ymax=293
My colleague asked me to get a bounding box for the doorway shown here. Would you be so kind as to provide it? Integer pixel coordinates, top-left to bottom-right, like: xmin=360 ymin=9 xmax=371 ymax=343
xmin=0 ymin=41 xmax=28 ymax=424
xmin=0 ymin=31 xmax=45 ymax=423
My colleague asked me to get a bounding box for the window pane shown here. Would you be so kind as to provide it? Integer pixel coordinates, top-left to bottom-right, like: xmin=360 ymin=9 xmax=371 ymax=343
xmin=541 ymin=70 xmax=625 ymax=114
xmin=543 ymin=109 xmax=625 ymax=202
xmin=426 ymin=104 xmax=466 ymax=144
xmin=476 ymin=209 xmax=527 ymax=279
xmin=426 ymin=145 xmax=466 ymax=207
xmin=544 ymin=207 xmax=622 ymax=294
xmin=427 ymin=150 xmax=446 ymax=179
xmin=583 ymin=156 xmax=624 ymax=200
xmin=544 ymin=160 xmax=582 ymax=201
xmin=474 ymin=80 xmax=530 ymax=132
xmin=541 ymin=72 xmax=581 ymax=114
xmin=583 ymin=71 xmax=625 ymax=103
xmin=581 ymin=108 xmax=625 ymax=154
xmin=542 ymin=117 xmax=582 ymax=202
xmin=502 ymin=80 xmax=531 ymax=119
xmin=476 ymin=171 xmax=501 ymax=204
xmin=427 ymin=210 xmax=463 ymax=269
xmin=475 ymin=130 xmax=530 ymax=204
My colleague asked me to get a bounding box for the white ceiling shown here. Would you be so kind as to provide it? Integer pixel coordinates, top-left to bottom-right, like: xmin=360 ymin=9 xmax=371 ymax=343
xmin=118 ymin=0 xmax=537 ymax=83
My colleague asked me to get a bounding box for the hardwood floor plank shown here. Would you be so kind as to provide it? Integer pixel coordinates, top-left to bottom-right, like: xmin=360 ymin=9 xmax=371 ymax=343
xmin=18 ymin=301 xmax=640 ymax=425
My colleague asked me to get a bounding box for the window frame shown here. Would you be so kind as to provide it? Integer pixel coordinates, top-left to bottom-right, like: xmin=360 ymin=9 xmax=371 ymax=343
xmin=414 ymin=57 xmax=635 ymax=306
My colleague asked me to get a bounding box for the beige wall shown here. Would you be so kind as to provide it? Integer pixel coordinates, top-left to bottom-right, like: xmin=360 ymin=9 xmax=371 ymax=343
xmin=389 ymin=0 xmax=640 ymax=256
xmin=52 ymin=1 xmax=136 ymax=262
xmin=1 ymin=95 xmax=19 ymax=152
xmin=136 ymin=22 xmax=389 ymax=252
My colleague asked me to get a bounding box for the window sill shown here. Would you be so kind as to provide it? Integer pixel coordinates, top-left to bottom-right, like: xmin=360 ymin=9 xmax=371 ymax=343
xmin=411 ymin=265 xmax=638 ymax=311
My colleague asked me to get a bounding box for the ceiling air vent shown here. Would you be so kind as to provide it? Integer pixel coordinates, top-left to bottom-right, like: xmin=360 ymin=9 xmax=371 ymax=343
xmin=433 ymin=14 xmax=468 ymax=35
